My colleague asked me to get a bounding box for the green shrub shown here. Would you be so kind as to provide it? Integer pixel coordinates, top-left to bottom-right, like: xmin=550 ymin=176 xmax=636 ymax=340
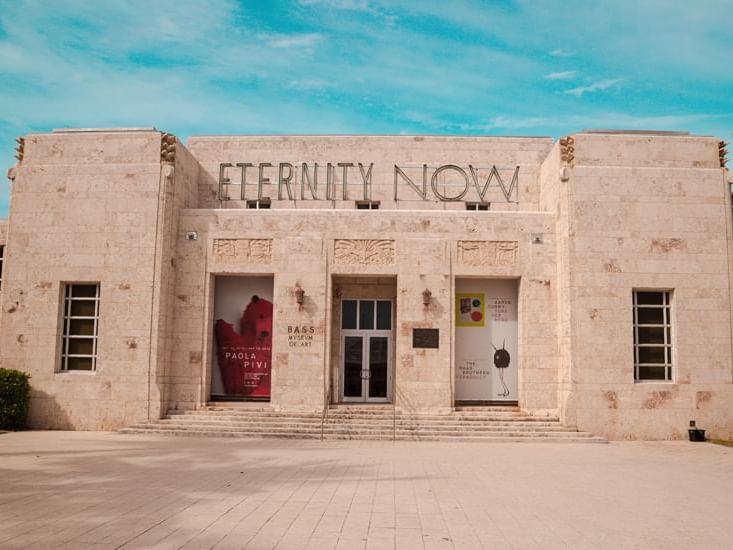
xmin=0 ymin=368 xmax=31 ymax=430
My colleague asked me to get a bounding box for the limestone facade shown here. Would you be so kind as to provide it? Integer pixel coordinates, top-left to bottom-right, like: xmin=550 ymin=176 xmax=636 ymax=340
xmin=0 ymin=129 xmax=731 ymax=439
xmin=0 ymin=219 xmax=6 ymax=293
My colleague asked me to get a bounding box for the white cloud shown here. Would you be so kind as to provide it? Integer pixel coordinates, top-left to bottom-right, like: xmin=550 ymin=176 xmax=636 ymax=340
xmin=402 ymin=111 xmax=451 ymax=129
xmin=262 ymin=33 xmax=324 ymax=49
xmin=550 ymin=48 xmax=574 ymax=57
xmin=482 ymin=116 xmax=551 ymax=130
xmin=287 ymin=79 xmax=331 ymax=91
xmin=564 ymin=79 xmax=623 ymax=97
xmin=298 ymin=0 xmax=397 ymax=25
xmin=299 ymin=0 xmax=370 ymax=8
xmin=544 ymin=71 xmax=577 ymax=80
xmin=0 ymin=0 xmax=359 ymax=146
xmin=482 ymin=112 xmax=733 ymax=131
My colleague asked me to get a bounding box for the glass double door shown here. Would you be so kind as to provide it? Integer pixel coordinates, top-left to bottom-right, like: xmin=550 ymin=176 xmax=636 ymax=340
xmin=340 ymin=299 xmax=392 ymax=403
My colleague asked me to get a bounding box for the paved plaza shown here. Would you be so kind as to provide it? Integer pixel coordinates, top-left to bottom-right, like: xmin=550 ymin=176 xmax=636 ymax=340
xmin=0 ymin=431 xmax=731 ymax=549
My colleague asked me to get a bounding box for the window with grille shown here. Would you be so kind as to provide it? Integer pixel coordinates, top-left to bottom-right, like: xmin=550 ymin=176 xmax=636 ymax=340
xmin=61 ymin=283 xmax=100 ymax=371
xmin=633 ymin=290 xmax=672 ymax=381
xmin=465 ymin=202 xmax=490 ymax=211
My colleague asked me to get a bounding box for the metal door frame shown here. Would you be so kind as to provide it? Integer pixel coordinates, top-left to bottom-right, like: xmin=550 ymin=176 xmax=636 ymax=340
xmin=339 ymin=299 xmax=393 ymax=403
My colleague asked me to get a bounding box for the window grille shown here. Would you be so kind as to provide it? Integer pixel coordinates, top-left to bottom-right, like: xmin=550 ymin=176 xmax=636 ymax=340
xmin=633 ymin=290 xmax=672 ymax=381
xmin=61 ymin=283 xmax=100 ymax=371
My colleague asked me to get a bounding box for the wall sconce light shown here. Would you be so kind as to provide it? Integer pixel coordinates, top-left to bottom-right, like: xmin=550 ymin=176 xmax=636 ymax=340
xmin=295 ymin=283 xmax=305 ymax=309
xmin=422 ymin=288 xmax=432 ymax=307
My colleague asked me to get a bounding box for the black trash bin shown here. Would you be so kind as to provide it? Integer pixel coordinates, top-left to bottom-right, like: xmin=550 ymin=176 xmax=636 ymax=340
xmin=688 ymin=428 xmax=706 ymax=442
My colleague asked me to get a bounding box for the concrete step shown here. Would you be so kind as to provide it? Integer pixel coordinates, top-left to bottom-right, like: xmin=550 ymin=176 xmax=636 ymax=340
xmin=140 ymin=418 xmax=569 ymax=431
xmin=119 ymin=426 xmax=321 ymax=439
xmin=137 ymin=421 xmax=575 ymax=432
xmin=335 ymin=416 xmax=557 ymax=424
xmin=331 ymin=408 xmax=522 ymax=415
xmin=124 ymin=421 xmax=598 ymax=437
xmin=161 ymin=418 xmax=569 ymax=431
xmin=169 ymin=410 xmax=555 ymax=422
xmin=119 ymin=427 xmax=606 ymax=443
xmin=204 ymin=405 xmax=520 ymax=415
xmin=165 ymin=413 xmax=561 ymax=425
xmin=330 ymin=404 xmax=519 ymax=412
xmin=121 ymin=406 xmax=606 ymax=443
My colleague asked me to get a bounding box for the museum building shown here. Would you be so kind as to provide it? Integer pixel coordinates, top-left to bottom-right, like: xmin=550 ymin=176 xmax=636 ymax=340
xmin=0 ymin=128 xmax=732 ymax=440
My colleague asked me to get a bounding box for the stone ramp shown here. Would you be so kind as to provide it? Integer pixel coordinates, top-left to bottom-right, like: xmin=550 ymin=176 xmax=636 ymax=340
xmin=120 ymin=405 xmax=607 ymax=443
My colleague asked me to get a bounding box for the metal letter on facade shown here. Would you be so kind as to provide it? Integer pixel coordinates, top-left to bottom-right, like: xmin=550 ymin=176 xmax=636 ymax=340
xmin=338 ymin=162 xmax=354 ymax=200
xmin=358 ymin=162 xmax=373 ymax=200
xmin=394 ymin=164 xmax=428 ymax=201
xmin=257 ymin=163 xmax=273 ymax=200
xmin=468 ymin=165 xmax=520 ymax=203
xmin=301 ymin=163 xmax=319 ymax=200
xmin=236 ymin=162 xmax=253 ymax=200
xmin=218 ymin=163 xmax=233 ymax=201
xmin=278 ymin=162 xmax=294 ymax=200
xmin=326 ymin=163 xmax=335 ymax=200
xmin=431 ymin=164 xmax=470 ymax=201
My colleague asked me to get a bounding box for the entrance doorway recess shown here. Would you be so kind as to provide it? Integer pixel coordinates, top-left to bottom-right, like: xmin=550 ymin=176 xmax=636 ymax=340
xmin=211 ymin=275 xmax=273 ymax=402
xmin=340 ymin=299 xmax=393 ymax=402
xmin=454 ymin=278 xmax=518 ymax=403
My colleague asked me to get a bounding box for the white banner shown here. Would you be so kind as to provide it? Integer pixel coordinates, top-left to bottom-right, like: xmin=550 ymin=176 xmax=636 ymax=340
xmin=455 ymin=279 xmax=518 ymax=401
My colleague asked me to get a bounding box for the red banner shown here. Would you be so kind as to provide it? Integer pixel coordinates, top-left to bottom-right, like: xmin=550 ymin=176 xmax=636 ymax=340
xmin=214 ymin=295 xmax=272 ymax=397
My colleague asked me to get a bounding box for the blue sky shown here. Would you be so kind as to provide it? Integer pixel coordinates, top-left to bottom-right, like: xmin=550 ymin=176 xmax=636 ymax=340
xmin=1 ymin=0 xmax=732 ymax=217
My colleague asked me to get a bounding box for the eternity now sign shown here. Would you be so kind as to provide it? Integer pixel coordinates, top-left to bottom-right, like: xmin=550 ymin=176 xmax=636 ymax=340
xmin=217 ymin=162 xmax=520 ymax=202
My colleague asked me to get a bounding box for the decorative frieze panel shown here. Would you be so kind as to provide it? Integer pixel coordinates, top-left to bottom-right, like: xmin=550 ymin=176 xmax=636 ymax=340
xmin=212 ymin=239 xmax=272 ymax=263
xmin=334 ymin=239 xmax=395 ymax=265
xmin=457 ymin=240 xmax=518 ymax=266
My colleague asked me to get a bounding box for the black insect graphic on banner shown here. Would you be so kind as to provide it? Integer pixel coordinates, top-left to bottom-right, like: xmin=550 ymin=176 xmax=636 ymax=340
xmin=491 ymin=340 xmax=511 ymax=397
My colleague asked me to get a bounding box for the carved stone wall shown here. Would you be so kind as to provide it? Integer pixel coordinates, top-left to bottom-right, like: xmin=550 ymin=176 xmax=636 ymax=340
xmin=334 ymin=239 xmax=395 ymax=265
xmin=457 ymin=240 xmax=518 ymax=266
xmin=212 ymin=238 xmax=272 ymax=263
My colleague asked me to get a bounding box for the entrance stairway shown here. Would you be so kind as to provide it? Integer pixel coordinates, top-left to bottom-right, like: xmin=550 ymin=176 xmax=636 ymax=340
xmin=120 ymin=404 xmax=606 ymax=443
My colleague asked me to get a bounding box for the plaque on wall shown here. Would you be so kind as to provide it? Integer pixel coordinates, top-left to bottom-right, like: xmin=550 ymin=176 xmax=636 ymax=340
xmin=413 ymin=328 xmax=439 ymax=349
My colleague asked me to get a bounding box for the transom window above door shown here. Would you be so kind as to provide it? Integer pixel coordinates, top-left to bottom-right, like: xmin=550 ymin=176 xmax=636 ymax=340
xmin=341 ymin=300 xmax=392 ymax=330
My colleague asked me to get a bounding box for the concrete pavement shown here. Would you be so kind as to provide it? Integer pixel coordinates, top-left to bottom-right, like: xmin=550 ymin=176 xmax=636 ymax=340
xmin=0 ymin=431 xmax=731 ymax=549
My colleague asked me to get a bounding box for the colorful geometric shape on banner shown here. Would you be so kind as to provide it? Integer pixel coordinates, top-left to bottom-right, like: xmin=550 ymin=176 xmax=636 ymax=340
xmin=456 ymin=293 xmax=485 ymax=327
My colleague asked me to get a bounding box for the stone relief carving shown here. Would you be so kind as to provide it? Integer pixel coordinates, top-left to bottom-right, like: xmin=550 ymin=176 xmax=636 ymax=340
xmin=161 ymin=132 xmax=176 ymax=163
xmin=457 ymin=240 xmax=518 ymax=266
xmin=719 ymin=140 xmax=728 ymax=168
xmin=334 ymin=239 xmax=395 ymax=265
xmin=559 ymin=135 xmax=575 ymax=166
xmin=213 ymin=239 xmax=272 ymax=263
xmin=14 ymin=136 xmax=25 ymax=163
